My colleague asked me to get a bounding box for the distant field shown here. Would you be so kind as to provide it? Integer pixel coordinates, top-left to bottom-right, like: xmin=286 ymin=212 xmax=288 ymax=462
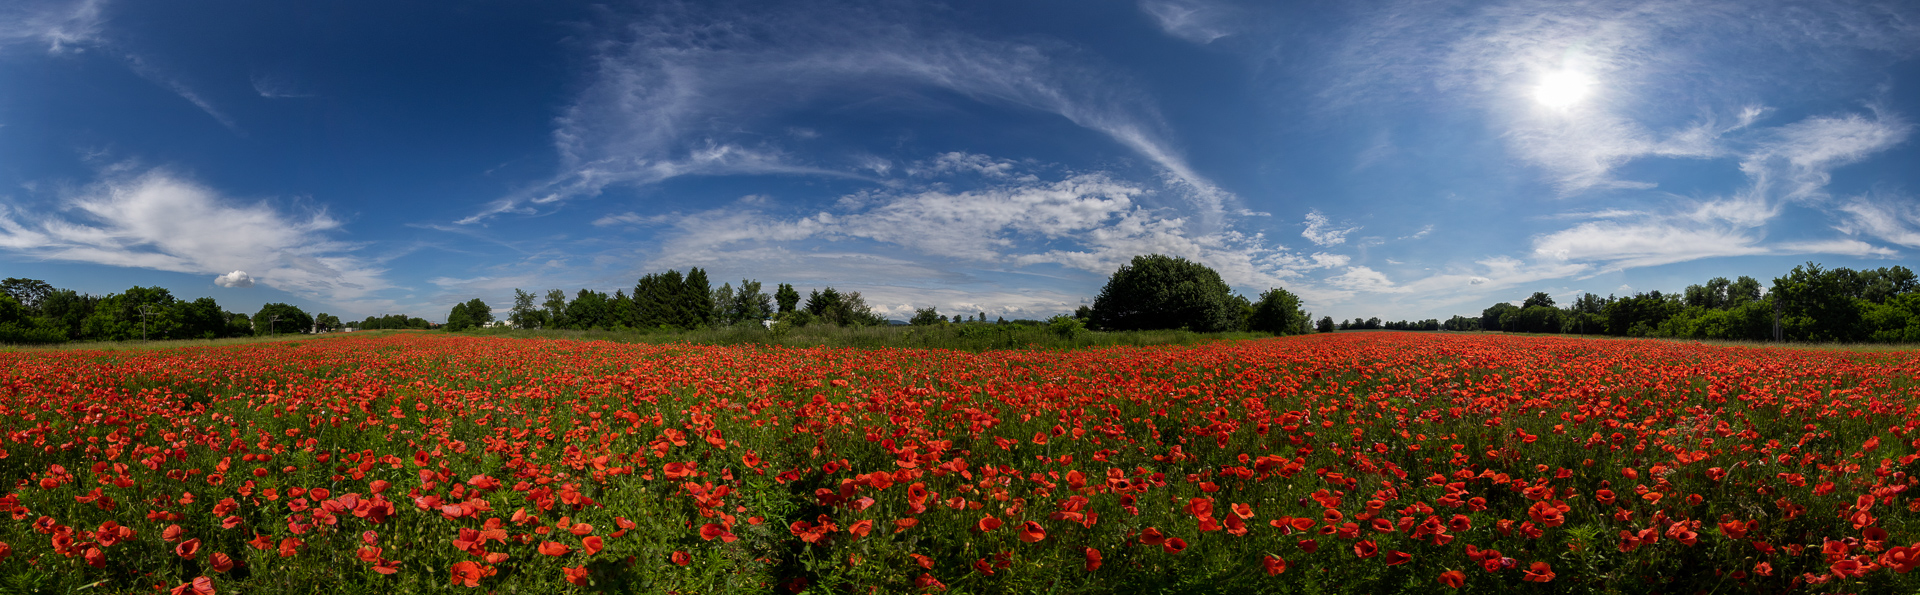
xmin=0 ymin=332 xmax=1915 ymax=593
xmin=460 ymin=322 xmax=1271 ymax=352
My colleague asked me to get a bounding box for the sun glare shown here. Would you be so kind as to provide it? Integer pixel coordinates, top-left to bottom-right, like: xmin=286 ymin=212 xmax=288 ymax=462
xmin=1533 ymin=70 xmax=1594 ymax=109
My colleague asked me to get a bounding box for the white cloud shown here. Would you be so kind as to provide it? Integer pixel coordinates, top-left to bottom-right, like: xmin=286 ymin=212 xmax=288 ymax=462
xmin=1838 ymin=193 xmax=1920 ymax=248
xmin=0 ymin=169 xmax=393 ymax=307
xmin=1397 ymin=224 xmax=1432 ymax=240
xmin=1745 ymin=111 xmax=1912 ymax=203
xmin=0 ymin=0 xmax=102 ymax=54
xmin=1309 ymin=252 xmax=1349 ymax=268
xmin=907 ymin=152 xmax=1021 ymax=179
xmin=214 ymin=270 xmax=254 ymax=288
xmin=1139 ymin=0 xmax=1234 ymax=44
xmin=471 ymin=1 xmax=1236 ymax=225
xmin=1301 ymin=210 xmax=1357 ymax=246
xmin=1328 ymin=266 xmax=1403 ymax=293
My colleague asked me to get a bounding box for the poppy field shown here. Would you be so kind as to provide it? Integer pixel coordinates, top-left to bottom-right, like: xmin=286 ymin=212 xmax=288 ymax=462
xmin=0 ymin=332 xmax=1917 ymax=594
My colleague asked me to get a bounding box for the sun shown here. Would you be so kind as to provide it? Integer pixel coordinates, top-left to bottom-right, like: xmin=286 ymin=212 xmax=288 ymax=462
xmin=1533 ymin=70 xmax=1595 ymax=109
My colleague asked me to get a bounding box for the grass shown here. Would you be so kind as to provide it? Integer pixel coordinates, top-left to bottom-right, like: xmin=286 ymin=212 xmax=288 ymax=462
xmin=457 ymin=323 xmax=1274 ymax=352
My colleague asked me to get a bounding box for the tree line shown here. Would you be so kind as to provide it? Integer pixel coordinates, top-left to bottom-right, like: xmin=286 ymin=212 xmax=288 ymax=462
xmin=448 ymin=267 xmax=888 ymax=332
xmin=0 ymin=277 xmax=422 ymax=344
xmin=444 ymin=256 xmax=1317 ymax=337
xmin=1457 ymin=263 xmax=1919 ymax=342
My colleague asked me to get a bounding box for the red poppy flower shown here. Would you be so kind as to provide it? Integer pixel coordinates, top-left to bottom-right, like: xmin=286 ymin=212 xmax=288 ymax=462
xmin=176 ymin=538 xmax=202 ymax=560
xmin=895 ymin=518 xmax=919 ymax=533
xmin=977 ymin=515 xmax=1003 ymax=532
xmin=166 ymin=577 xmax=215 ymax=595
xmin=1298 ymin=539 xmax=1318 ymax=553
xmin=849 ymin=520 xmax=874 ymax=538
xmin=276 ymin=537 xmax=302 ymax=558
xmin=1263 ymin=555 xmax=1286 ymax=576
xmin=538 ymin=541 xmax=571 ymax=556
xmin=1438 ymin=570 xmax=1466 ymax=588
xmin=1140 ymin=527 xmax=1166 ymax=546
xmin=583 ymin=536 xmax=604 ymax=555
xmin=1354 ymin=540 xmax=1378 ymax=558
xmin=1384 ymin=550 xmax=1412 ymax=566
xmin=1448 ymin=515 xmax=1472 ymax=532
xmin=1084 ymin=548 xmax=1102 ymax=571
xmin=914 ymin=573 xmax=946 ymax=590
xmin=563 ymin=566 xmax=590 ymax=586
xmin=449 ymin=561 xmax=495 ymax=587
xmin=671 ymin=550 xmax=691 ymax=566
xmin=1163 ymin=538 xmax=1187 ymax=554
xmin=1522 ymin=562 xmax=1555 ymax=582
xmin=210 ymin=552 xmax=235 ymax=573
xmin=163 ymin=524 xmax=185 ymax=543
xmin=1018 ymin=521 xmax=1046 ymax=543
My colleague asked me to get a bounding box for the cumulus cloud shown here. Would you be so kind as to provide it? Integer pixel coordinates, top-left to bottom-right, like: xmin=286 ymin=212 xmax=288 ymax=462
xmin=0 ymin=169 xmax=392 ymax=306
xmin=467 ymin=0 xmax=1235 ymax=226
xmin=1301 ymin=211 xmax=1357 ymax=246
xmin=214 ymin=270 xmax=254 ymax=288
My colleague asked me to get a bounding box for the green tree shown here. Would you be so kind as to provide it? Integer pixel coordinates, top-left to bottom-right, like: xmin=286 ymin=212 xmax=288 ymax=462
xmin=1480 ymin=302 xmax=1519 ymax=332
xmin=910 ymin=306 xmax=944 ymax=326
xmin=254 ymin=303 xmax=312 ymax=335
xmin=1088 ymin=254 xmax=1243 ymax=332
xmin=732 ymin=279 xmax=773 ymax=323
xmin=1522 ymin=292 xmax=1556 ymax=309
xmin=634 ymin=271 xmax=685 ymax=329
xmin=712 ymin=283 xmax=737 ymax=325
xmin=0 ymin=294 xmax=66 ymax=343
xmin=1248 ymin=287 xmax=1306 ymax=335
xmin=510 ymin=289 xmax=544 ymax=329
xmin=563 ymin=290 xmax=609 ymax=330
xmin=446 ymin=301 xmax=473 ymax=331
xmin=1772 ymin=262 xmax=1866 ymax=342
xmin=1316 ymin=316 xmax=1335 ymax=333
xmin=682 ymin=268 xmax=714 ymax=328
xmin=0 ymin=278 xmax=54 ymax=311
xmin=609 ymin=290 xmax=633 ymax=330
xmin=542 ymin=289 xmax=570 ymax=329
xmin=775 ymin=283 xmax=800 ymax=314
xmin=173 ymin=297 xmax=234 ymax=339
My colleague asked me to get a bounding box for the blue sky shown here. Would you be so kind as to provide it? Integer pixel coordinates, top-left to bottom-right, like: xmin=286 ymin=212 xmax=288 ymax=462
xmin=1 ymin=0 xmax=1917 ymax=323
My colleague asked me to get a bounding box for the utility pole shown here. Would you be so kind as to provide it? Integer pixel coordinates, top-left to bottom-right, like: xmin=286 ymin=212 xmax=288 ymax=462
xmin=138 ymin=303 xmax=157 ymax=342
xmin=269 ymin=314 xmax=281 ymax=337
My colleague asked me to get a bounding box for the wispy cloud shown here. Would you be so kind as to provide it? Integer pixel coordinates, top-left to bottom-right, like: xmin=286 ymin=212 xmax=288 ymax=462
xmin=1838 ymin=192 xmax=1920 ymax=248
xmin=120 ymin=53 xmax=242 ymax=133
xmin=1138 ymin=0 xmax=1234 ymax=44
xmin=0 ymin=169 xmax=393 ymax=309
xmin=469 ymin=0 xmax=1236 ymax=226
xmin=250 ymin=72 xmax=315 ymax=99
xmin=0 ymin=0 xmax=103 ymax=54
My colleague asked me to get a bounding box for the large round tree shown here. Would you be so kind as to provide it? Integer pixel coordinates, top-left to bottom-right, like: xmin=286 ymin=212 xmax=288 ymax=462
xmin=1089 ymin=254 xmax=1244 ymax=332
